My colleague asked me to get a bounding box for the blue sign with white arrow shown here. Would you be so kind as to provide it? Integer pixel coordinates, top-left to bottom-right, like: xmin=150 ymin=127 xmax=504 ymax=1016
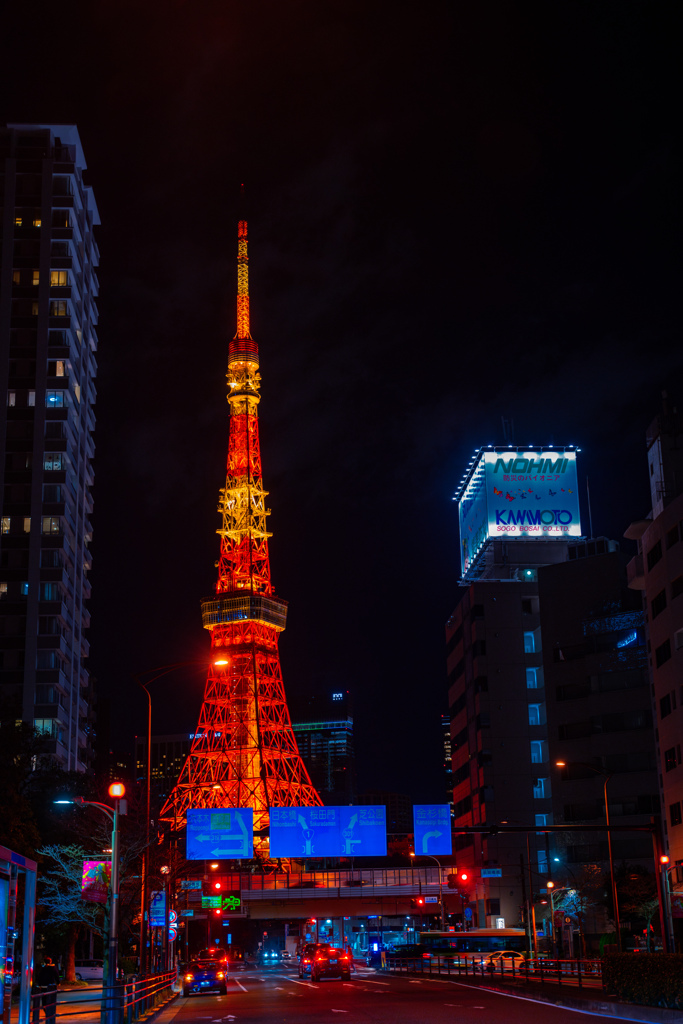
xmin=413 ymin=804 xmax=452 ymax=856
xmin=186 ymin=808 xmax=253 ymax=860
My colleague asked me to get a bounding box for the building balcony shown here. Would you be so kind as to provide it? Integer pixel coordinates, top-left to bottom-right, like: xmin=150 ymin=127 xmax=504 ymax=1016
xmin=627 ymin=553 xmax=645 ymax=590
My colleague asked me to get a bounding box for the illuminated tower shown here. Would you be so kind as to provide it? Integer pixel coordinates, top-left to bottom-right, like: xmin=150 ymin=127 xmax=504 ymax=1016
xmin=161 ymin=215 xmax=321 ymax=842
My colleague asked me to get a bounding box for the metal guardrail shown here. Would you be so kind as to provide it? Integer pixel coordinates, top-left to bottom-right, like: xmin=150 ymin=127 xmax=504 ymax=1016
xmin=384 ymin=955 xmax=603 ymax=989
xmin=28 ymin=971 xmax=177 ymax=1024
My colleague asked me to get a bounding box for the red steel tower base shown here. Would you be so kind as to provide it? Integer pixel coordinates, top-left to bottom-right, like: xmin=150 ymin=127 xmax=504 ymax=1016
xmin=160 ymin=216 xmax=321 ymax=851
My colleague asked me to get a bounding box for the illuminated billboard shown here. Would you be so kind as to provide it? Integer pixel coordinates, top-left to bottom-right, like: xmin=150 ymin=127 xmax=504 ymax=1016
xmin=413 ymin=805 xmax=452 ymax=855
xmin=269 ymin=806 xmax=387 ymax=858
xmin=457 ymin=447 xmax=581 ymax=575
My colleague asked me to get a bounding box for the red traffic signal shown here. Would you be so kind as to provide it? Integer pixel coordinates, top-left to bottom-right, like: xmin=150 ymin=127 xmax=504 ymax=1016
xmin=459 ymin=872 xmax=469 ymax=883
xmin=213 ymin=908 xmax=222 ymax=917
xmin=410 ymin=897 xmax=425 ymax=908
xmin=213 ymin=881 xmax=222 ymax=890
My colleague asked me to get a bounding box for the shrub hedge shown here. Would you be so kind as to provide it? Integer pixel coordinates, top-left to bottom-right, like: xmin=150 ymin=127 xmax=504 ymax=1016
xmin=603 ymin=953 xmax=683 ymax=1009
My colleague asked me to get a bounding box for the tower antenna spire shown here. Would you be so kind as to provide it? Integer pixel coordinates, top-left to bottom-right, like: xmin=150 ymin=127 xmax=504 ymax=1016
xmin=161 ymin=208 xmax=321 ymax=847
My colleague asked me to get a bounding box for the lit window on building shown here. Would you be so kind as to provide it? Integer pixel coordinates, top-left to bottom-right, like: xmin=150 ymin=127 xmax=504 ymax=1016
xmin=15 ymin=216 xmax=23 ymax=226
xmin=533 ymin=777 xmax=550 ymax=799
xmin=7 ymin=392 xmax=16 ymax=407
xmin=0 ymin=583 xmax=7 ymax=599
xmin=32 ymin=270 xmax=40 ymax=286
xmin=50 ymin=270 xmax=68 ymax=287
xmin=12 ymin=270 xmax=20 ymax=285
xmin=28 ymin=391 xmax=35 ymax=407
xmin=44 ymin=453 xmax=63 ymax=471
xmin=46 ymin=391 xmax=65 ymax=408
xmin=20 ymin=582 xmax=29 ymax=597
xmin=33 ymin=217 xmax=42 ymax=228
xmin=524 ymin=632 xmax=535 ymax=653
xmin=526 ymin=668 xmax=538 ymax=688
xmin=23 ymin=517 xmax=31 ymax=533
xmin=42 ymin=517 xmax=61 ymax=534
xmin=1 ymin=518 xmax=9 ymax=534
xmin=528 ymin=703 xmax=545 ymax=726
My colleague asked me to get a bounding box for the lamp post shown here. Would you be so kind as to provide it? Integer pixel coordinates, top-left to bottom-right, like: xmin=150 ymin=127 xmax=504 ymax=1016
xmin=556 ymin=761 xmax=621 ymax=952
xmin=135 ymin=660 xmax=227 ymax=973
xmin=54 ymin=783 xmax=126 ymax=1024
xmin=410 ymin=852 xmax=445 ymax=930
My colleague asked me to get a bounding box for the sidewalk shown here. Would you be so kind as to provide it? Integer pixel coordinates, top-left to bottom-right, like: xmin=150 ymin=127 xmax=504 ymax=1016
xmin=403 ymin=972 xmax=683 ymax=1023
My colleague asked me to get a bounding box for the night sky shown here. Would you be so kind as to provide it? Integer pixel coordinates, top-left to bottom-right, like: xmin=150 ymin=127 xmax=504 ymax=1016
xmin=1 ymin=2 xmax=681 ymax=801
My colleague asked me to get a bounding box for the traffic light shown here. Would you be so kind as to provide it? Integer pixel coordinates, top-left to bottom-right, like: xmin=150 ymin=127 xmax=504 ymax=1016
xmin=447 ymin=874 xmax=458 ymax=889
xmin=213 ymin=881 xmax=222 ymax=891
xmin=213 ymin=908 xmax=222 ymax=917
xmin=459 ymin=871 xmax=469 ymax=883
xmin=410 ymin=897 xmax=425 ymax=908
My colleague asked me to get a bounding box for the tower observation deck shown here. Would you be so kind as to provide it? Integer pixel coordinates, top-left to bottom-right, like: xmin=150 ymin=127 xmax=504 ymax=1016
xmin=160 ymin=214 xmax=322 ymax=846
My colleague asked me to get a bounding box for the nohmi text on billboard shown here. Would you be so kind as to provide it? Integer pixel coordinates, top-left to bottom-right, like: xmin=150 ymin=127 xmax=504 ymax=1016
xmin=458 ymin=449 xmax=581 ymax=575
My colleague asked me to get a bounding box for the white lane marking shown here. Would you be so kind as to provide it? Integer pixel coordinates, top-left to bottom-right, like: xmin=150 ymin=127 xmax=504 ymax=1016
xmin=358 ymin=979 xmax=389 ymax=986
xmin=233 ymin=980 xmax=248 ymax=992
xmin=443 ymin=1005 xmax=462 ymax=1007
xmin=285 ymin=978 xmax=319 ymax=988
xmin=331 ymin=1012 xmax=349 ymax=1014
xmin=408 ymin=980 xmax=422 ymax=984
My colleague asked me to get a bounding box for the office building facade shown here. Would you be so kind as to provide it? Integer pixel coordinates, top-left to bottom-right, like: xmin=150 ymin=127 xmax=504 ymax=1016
xmin=449 ymin=448 xmax=659 ymax=942
xmin=290 ymin=691 xmax=355 ymax=803
xmin=0 ymin=124 xmax=99 ymax=770
xmin=626 ymin=400 xmax=683 ymax=865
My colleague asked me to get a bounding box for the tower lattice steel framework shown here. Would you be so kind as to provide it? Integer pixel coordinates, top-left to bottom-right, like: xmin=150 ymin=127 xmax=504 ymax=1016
xmin=160 ymin=216 xmax=322 ymax=842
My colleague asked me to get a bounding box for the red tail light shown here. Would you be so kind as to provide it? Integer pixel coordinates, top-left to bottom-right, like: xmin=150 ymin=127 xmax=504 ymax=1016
xmin=340 ymin=955 xmax=349 ymax=961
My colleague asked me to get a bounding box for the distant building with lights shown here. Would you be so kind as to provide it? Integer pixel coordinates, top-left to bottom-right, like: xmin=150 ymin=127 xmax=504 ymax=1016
xmin=625 ymin=398 xmax=683 ymax=867
xmin=135 ymin=732 xmax=192 ymax=806
xmin=290 ymin=691 xmax=355 ymax=803
xmin=0 ymin=124 xmax=99 ymax=770
xmin=447 ymin=446 xmax=658 ymax=944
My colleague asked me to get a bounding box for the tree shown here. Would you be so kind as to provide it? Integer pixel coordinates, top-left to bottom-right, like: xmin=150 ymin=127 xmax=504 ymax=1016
xmin=618 ymin=867 xmax=659 ymax=951
xmin=37 ymin=844 xmax=107 ymax=983
xmin=554 ymin=864 xmax=605 ymax=956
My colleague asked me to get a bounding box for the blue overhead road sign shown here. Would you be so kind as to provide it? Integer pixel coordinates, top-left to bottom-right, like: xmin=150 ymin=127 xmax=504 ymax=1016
xmin=186 ymin=808 xmax=253 ymax=860
xmin=413 ymin=804 xmax=452 ymax=856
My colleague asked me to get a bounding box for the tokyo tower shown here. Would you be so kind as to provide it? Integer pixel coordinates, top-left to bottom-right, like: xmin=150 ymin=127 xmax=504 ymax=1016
xmin=160 ymin=213 xmax=322 ymax=846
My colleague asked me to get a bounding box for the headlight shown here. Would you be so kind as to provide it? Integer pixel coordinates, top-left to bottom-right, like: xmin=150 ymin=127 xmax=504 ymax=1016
xmin=185 ymin=974 xmax=194 ymax=981
xmin=216 ymin=972 xmax=224 ymax=979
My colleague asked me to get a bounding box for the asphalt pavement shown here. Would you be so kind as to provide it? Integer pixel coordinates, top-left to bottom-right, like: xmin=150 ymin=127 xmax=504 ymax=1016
xmin=157 ymin=964 xmax=658 ymax=1024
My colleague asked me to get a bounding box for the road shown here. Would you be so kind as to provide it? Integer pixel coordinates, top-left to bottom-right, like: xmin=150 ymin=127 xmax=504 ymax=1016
xmin=163 ymin=964 xmax=621 ymax=1024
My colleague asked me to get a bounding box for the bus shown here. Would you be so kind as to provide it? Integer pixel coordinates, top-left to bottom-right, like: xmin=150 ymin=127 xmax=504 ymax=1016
xmin=419 ymin=929 xmax=529 ymax=962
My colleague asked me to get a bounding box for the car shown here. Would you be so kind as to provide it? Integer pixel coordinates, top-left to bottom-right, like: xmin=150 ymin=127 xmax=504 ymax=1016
xmin=256 ymin=949 xmax=280 ymax=966
xmin=309 ymin=945 xmax=351 ymax=982
xmin=74 ymin=960 xmax=104 ymax=982
xmin=183 ymin=951 xmax=228 ymax=997
xmin=485 ymin=951 xmax=526 ymax=972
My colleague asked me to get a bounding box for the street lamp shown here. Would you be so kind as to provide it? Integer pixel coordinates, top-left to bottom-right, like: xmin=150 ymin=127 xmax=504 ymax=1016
xmin=54 ymin=783 xmax=127 ymax=1024
xmin=410 ymin=852 xmax=445 ymax=930
xmin=135 ymin=659 xmax=228 ymax=973
xmin=556 ymin=760 xmax=621 ymax=951
xmin=546 ymin=882 xmax=576 ymax=957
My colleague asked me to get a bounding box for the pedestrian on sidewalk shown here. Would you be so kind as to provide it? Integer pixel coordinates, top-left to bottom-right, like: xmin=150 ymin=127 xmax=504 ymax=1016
xmin=33 ymin=958 xmax=59 ymax=1024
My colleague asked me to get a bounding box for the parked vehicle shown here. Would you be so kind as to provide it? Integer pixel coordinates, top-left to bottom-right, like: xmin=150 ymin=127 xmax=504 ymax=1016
xmin=74 ymin=960 xmax=104 ymax=982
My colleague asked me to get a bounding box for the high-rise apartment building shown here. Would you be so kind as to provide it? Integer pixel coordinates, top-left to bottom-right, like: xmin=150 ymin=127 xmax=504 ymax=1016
xmin=0 ymin=124 xmax=99 ymax=770
xmin=626 ymin=398 xmax=683 ymax=865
